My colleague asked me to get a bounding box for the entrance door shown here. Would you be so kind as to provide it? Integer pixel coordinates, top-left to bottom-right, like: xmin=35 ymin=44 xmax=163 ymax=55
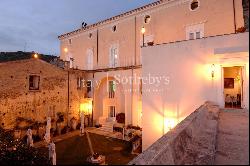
xmin=108 ymin=106 xmax=116 ymax=122
xmin=223 ymin=66 xmax=243 ymax=108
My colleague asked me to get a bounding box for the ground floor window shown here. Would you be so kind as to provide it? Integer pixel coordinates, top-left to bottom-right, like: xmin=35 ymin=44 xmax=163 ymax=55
xmin=109 ymin=106 xmax=116 ymax=118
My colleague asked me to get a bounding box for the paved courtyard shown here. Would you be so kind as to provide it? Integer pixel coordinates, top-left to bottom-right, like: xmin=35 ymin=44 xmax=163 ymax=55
xmin=215 ymin=109 xmax=249 ymax=165
xmin=40 ymin=132 xmax=136 ymax=165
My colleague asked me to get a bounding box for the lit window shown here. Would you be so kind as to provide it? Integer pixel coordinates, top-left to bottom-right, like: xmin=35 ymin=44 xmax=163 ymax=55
xmin=144 ymin=15 xmax=151 ymax=24
xmin=190 ymin=0 xmax=199 ymax=11
xmin=29 ymin=75 xmax=40 ymax=90
xmin=109 ymin=81 xmax=116 ymax=98
xmin=110 ymin=45 xmax=118 ymax=68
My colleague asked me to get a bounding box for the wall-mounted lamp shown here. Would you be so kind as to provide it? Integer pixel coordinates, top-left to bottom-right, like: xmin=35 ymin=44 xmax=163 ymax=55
xmin=33 ymin=53 xmax=38 ymax=59
xmin=141 ymin=27 xmax=146 ymax=47
xmin=64 ymin=48 xmax=68 ymax=53
xmin=211 ymin=64 xmax=215 ymax=78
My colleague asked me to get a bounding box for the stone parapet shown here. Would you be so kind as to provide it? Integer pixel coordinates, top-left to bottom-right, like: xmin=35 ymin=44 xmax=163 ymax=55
xmin=129 ymin=101 xmax=219 ymax=165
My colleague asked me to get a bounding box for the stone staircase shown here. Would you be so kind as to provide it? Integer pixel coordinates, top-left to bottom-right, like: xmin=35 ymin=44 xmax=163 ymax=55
xmin=99 ymin=121 xmax=114 ymax=132
xmin=98 ymin=117 xmax=115 ymax=132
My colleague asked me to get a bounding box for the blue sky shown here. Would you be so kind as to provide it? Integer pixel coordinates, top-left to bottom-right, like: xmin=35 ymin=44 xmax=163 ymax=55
xmin=0 ymin=0 xmax=155 ymax=55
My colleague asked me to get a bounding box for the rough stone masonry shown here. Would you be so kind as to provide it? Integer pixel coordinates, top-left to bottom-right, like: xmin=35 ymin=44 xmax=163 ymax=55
xmin=0 ymin=58 xmax=87 ymax=130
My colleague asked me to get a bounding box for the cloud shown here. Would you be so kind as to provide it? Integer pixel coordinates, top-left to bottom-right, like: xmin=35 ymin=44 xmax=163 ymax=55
xmin=0 ymin=0 xmax=155 ymax=55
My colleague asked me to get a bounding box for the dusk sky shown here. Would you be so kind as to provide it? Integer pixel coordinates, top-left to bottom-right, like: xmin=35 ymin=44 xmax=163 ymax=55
xmin=0 ymin=0 xmax=155 ymax=56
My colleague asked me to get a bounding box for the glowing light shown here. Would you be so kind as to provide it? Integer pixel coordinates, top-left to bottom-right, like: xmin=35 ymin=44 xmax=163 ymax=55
xmin=80 ymin=98 xmax=93 ymax=115
xmin=33 ymin=53 xmax=38 ymax=59
xmin=141 ymin=27 xmax=146 ymax=34
xmin=164 ymin=118 xmax=178 ymax=132
xmin=163 ymin=110 xmax=178 ymax=133
xmin=64 ymin=48 xmax=68 ymax=53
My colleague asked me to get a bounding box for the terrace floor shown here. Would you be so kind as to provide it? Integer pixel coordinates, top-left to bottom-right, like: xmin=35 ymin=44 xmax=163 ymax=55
xmin=215 ymin=109 xmax=249 ymax=165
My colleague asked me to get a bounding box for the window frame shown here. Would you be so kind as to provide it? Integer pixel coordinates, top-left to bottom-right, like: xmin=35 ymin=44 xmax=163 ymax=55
xmin=28 ymin=75 xmax=40 ymax=91
xmin=86 ymin=48 xmax=94 ymax=70
xmin=189 ymin=0 xmax=200 ymax=11
xmin=109 ymin=44 xmax=119 ymax=68
xmin=144 ymin=15 xmax=151 ymax=24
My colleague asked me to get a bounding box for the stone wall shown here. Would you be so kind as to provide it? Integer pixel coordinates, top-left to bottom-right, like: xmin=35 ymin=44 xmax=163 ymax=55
xmin=0 ymin=59 xmax=86 ymax=130
xmin=128 ymin=102 xmax=219 ymax=165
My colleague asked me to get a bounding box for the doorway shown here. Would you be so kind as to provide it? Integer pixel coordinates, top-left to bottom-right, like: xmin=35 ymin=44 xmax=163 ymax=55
xmin=223 ymin=66 xmax=244 ymax=108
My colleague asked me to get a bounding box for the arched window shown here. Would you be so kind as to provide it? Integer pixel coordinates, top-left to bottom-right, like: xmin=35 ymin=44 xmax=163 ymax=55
xmin=144 ymin=15 xmax=151 ymax=24
xmin=190 ymin=0 xmax=199 ymax=11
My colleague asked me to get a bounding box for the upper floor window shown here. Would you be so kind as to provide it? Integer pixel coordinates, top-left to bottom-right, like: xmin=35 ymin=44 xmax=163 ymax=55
xmin=189 ymin=32 xmax=195 ymax=40
xmin=112 ymin=25 xmax=117 ymax=32
xmin=190 ymin=0 xmax=199 ymax=11
xmin=109 ymin=80 xmax=116 ymax=98
xmin=88 ymin=33 xmax=93 ymax=39
xmin=186 ymin=23 xmax=204 ymax=40
xmin=68 ymin=39 xmax=72 ymax=45
xmin=29 ymin=75 xmax=40 ymax=90
xmin=144 ymin=15 xmax=151 ymax=24
xmin=109 ymin=44 xmax=119 ymax=68
xmin=86 ymin=48 xmax=94 ymax=70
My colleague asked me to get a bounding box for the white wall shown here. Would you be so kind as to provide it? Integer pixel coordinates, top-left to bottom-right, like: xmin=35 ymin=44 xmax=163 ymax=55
xmin=142 ymin=32 xmax=249 ymax=150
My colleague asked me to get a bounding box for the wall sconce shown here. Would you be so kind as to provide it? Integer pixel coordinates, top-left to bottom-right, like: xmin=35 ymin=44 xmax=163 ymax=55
xmin=64 ymin=48 xmax=68 ymax=53
xmin=141 ymin=27 xmax=146 ymax=47
xmin=33 ymin=53 xmax=39 ymax=59
xmin=211 ymin=64 xmax=215 ymax=79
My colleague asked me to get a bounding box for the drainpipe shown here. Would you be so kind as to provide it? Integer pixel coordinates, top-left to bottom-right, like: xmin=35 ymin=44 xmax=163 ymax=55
xmin=92 ymin=73 xmax=94 ymax=127
xmin=135 ymin=16 xmax=137 ymax=65
xmin=67 ymin=69 xmax=70 ymax=127
xmin=233 ymin=0 xmax=237 ymax=33
xmin=97 ymin=29 xmax=99 ymax=64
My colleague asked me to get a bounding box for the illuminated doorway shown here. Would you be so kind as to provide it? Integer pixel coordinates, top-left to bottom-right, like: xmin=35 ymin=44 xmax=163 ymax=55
xmin=223 ymin=66 xmax=244 ymax=108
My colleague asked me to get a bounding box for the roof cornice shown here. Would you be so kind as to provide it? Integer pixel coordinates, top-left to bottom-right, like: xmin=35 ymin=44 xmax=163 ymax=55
xmin=58 ymin=0 xmax=173 ymax=40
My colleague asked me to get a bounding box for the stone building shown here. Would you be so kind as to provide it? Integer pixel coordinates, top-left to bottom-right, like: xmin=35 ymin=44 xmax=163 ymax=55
xmin=58 ymin=0 xmax=248 ymax=134
xmin=0 ymin=58 xmax=87 ymax=130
